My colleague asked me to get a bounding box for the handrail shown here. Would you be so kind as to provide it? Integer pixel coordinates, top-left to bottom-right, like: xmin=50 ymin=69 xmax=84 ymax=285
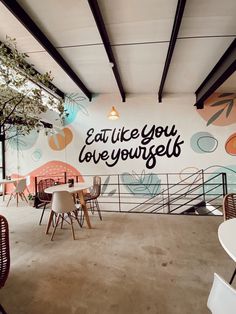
xmin=33 ymin=170 xmax=228 ymax=216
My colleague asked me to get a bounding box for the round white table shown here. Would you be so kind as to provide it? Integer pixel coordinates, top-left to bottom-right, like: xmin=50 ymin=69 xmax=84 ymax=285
xmin=44 ymin=182 xmax=92 ymax=230
xmin=218 ymin=218 xmax=236 ymax=284
xmin=218 ymin=218 xmax=236 ymax=262
xmin=44 ymin=183 xmax=89 ymax=194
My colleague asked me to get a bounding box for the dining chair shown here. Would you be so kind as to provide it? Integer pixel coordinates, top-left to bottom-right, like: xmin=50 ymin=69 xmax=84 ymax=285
xmin=7 ymin=178 xmax=27 ymax=207
xmin=37 ymin=178 xmax=55 ymax=225
xmin=207 ymin=273 xmax=236 ymax=314
xmin=222 ymin=193 xmax=236 ymax=284
xmin=0 ymin=215 xmax=10 ymax=314
xmin=223 ymin=193 xmax=236 ymax=221
xmin=46 ymin=191 xmax=83 ymax=241
xmin=84 ymin=176 xmax=102 ymax=220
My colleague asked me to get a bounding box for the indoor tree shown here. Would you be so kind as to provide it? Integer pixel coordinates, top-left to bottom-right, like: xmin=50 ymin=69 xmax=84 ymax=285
xmin=0 ymin=37 xmax=65 ymax=140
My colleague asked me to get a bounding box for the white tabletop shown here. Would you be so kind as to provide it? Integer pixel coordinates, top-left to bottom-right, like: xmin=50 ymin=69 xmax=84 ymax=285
xmin=218 ymin=218 xmax=236 ymax=262
xmin=0 ymin=178 xmax=23 ymax=184
xmin=44 ymin=182 xmax=90 ymax=194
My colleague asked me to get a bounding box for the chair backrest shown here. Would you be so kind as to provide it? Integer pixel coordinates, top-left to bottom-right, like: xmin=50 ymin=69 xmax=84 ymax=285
xmin=38 ymin=179 xmax=55 ymax=202
xmin=51 ymin=191 xmax=77 ymax=214
xmin=207 ymin=273 xmax=236 ymax=314
xmin=14 ymin=178 xmax=27 ymax=193
xmin=223 ymin=193 xmax=236 ymax=220
xmin=0 ymin=215 xmax=10 ymax=289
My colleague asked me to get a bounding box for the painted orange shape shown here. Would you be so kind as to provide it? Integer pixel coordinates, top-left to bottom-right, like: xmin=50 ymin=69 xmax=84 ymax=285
xmin=8 ymin=161 xmax=84 ymax=194
xmin=197 ymin=93 xmax=236 ymax=126
xmin=48 ymin=127 xmax=73 ymax=151
xmin=225 ymin=133 xmax=236 ymax=156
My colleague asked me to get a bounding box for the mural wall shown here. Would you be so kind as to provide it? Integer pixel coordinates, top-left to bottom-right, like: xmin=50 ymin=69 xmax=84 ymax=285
xmin=5 ymin=93 xmax=236 ymax=194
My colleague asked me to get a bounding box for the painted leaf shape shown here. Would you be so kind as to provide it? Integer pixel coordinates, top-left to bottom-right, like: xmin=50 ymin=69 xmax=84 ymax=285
xmin=210 ymin=99 xmax=231 ymax=107
xmin=108 ymin=189 xmax=117 ymax=197
xmin=101 ymin=176 xmax=110 ymax=195
xmin=226 ymin=99 xmax=234 ymax=118
xmin=219 ymin=93 xmax=234 ymax=98
xmin=207 ymin=108 xmax=225 ymax=126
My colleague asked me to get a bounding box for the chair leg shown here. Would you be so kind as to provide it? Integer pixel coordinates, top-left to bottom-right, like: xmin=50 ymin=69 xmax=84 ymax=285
xmin=6 ymin=193 xmax=13 ymax=207
xmin=0 ymin=304 xmax=7 ymax=314
xmin=22 ymin=192 xmax=28 ymax=203
xmin=61 ymin=213 xmax=64 ymax=229
xmin=229 ymin=267 xmax=236 ymax=284
xmin=90 ymin=200 xmax=95 ymax=214
xmin=46 ymin=210 xmax=54 ymax=234
xmin=51 ymin=214 xmax=61 ymax=241
xmin=95 ymin=199 xmax=102 ymax=221
xmin=39 ymin=203 xmax=47 ymax=225
xmin=68 ymin=213 xmax=75 ymax=240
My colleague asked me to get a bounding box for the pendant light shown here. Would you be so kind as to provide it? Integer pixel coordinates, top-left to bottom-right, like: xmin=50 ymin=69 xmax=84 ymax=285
xmin=108 ymin=106 xmax=119 ymax=120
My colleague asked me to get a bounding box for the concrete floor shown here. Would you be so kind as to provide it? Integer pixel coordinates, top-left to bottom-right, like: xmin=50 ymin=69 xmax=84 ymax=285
xmin=0 ymin=201 xmax=235 ymax=314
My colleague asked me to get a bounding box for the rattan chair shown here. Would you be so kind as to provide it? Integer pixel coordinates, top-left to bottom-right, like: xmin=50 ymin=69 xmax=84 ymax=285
xmin=37 ymin=179 xmax=55 ymax=225
xmin=223 ymin=193 xmax=236 ymax=221
xmin=84 ymin=176 xmax=102 ymax=220
xmin=223 ymin=193 xmax=236 ymax=284
xmin=0 ymin=215 xmax=10 ymax=314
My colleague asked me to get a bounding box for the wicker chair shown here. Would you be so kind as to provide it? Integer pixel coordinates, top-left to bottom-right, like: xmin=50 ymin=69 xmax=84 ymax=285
xmin=84 ymin=176 xmax=102 ymax=220
xmin=223 ymin=193 xmax=236 ymax=221
xmin=37 ymin=179 xmax=55 ymax=225
xmin=0 ymin=215 xmax=10 ymax=314
xmin=223 ymin=193 xmax=236 ymax=284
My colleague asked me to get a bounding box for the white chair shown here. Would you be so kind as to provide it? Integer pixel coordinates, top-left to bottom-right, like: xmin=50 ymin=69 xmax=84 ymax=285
xmin=46 ymin=191 xmax=82 ymax=241
xmin=7 ymin=178 xmax=28 ymax=207
xmin=207 ymin=273 xmax=236 ymax=314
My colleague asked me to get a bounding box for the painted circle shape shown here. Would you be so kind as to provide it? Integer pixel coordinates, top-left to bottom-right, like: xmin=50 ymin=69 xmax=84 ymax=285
xmin=225 ymin=133 xmax=236 ymax=156
xmin=190 ymin=132 xmax=218 ymax=153
xmin=32 ymin=149 xmax=42 ymax=161
xmin=179 ymin=167 xmax=200 ymax=183
xmin=48 ymin=127 xmax=73 ymax=151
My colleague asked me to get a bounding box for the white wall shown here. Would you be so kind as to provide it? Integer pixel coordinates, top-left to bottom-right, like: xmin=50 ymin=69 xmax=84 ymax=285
xmin=5 ymin=93 xmax=236 ymax=192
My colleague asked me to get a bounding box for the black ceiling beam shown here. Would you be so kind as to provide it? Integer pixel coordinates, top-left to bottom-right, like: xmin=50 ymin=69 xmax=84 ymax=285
xmin=1 ymin=0 xmax=92 ymax=101
xmin=0 ymin=41 xmax=64 ymax=100
xmin=194 ymin=39 xmax=236 ymax=109
xmin=88 ymin=0 xmax=126 ymax=102
xmin=158 ymin=0 xmax=186 ymax=103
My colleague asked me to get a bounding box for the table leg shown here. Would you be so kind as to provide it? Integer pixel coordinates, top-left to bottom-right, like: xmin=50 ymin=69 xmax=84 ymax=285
xmin=78 ymin=190 xmax=92 ymax=229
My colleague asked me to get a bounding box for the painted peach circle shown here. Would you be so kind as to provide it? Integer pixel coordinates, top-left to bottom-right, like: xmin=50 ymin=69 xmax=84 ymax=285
xmin=48 ymin=127 xmax=73 ymax=151
xmin=197 ymin=93 xmax=236 ymax=126
xmin=225 ymin=133 xmax=236 ymax=156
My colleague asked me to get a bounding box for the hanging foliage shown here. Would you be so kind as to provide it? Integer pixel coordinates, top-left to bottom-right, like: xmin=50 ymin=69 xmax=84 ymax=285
xmin=0 ymin=37 xmax=65 ymax=139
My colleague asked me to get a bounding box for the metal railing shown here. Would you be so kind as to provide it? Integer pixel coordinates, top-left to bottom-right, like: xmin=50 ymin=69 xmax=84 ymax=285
xmin=34 ymin=170 xmax=228 ymax=216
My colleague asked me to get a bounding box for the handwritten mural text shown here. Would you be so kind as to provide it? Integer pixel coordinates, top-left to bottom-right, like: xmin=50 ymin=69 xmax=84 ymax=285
xmin=78 ymin=124 xmax=184 ymax=169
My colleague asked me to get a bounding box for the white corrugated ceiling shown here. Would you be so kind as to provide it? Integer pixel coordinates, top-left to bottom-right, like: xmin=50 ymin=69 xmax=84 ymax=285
xmin=0 ymin=0 xmax=235 ymax=98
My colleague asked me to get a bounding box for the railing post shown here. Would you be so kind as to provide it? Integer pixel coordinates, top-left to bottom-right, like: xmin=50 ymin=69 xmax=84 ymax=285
xmin=35 ymin=176 xmax=38 ymax=195
xmin=201 ymin=169 xmax=206 ymax=204
xmin=222 ymin=172 xmax=228 ymax=197
xmin=117 ymin=174 xmax=121 ymax=212
xmin=166 ymin=174 xmax=171 ymax=213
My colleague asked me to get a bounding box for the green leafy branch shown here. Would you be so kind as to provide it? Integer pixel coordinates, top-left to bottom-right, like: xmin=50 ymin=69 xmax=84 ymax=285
xmin=207 ymin=97 xmax=235 ymax=126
